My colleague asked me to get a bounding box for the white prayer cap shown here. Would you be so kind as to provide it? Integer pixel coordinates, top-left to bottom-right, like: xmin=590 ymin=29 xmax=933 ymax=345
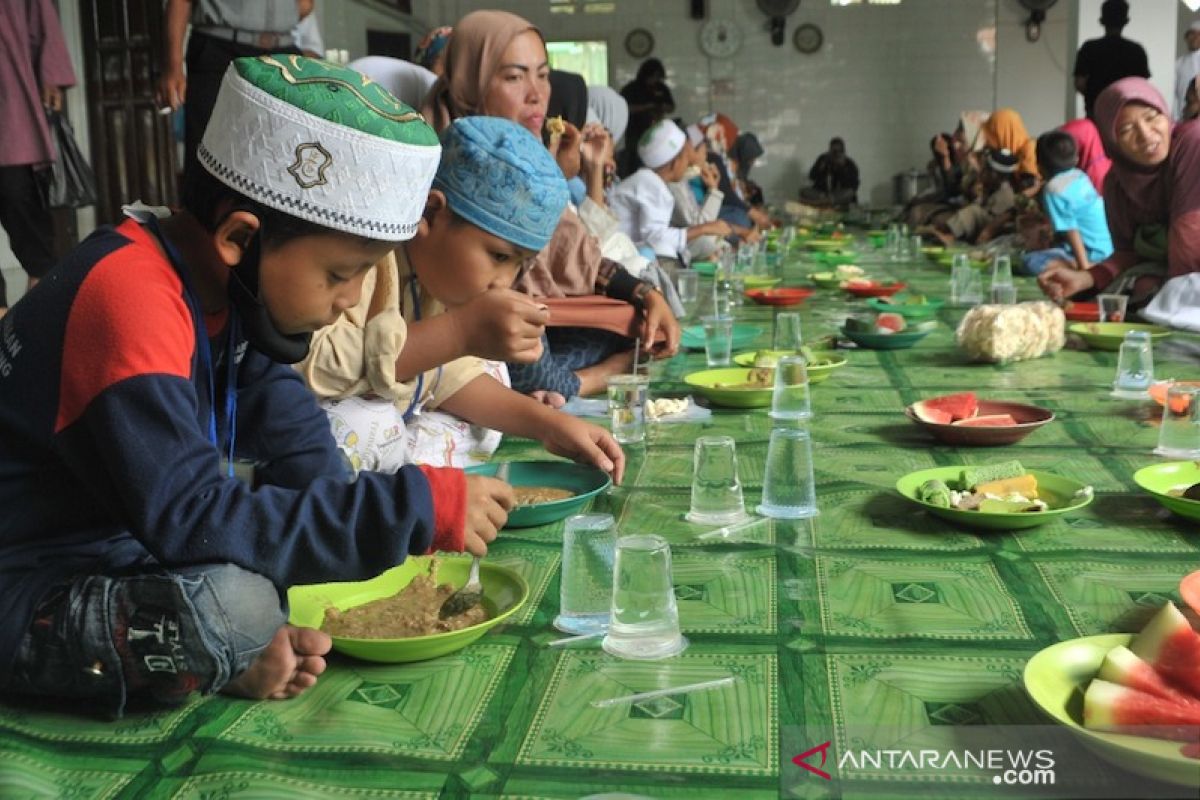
xmin=637 ymin=119 xmax=686 ymax=170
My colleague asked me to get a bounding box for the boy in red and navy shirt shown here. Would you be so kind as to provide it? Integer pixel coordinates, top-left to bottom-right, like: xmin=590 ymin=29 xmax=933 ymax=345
xmin=0 ymin=56 xmax=513 ymax=715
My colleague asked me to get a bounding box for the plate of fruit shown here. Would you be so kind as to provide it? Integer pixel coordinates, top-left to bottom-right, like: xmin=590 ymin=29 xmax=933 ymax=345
xmin=906 ymin=391 xmax=1055 ymax=445
xmin=840 ymin=314 xmax=936 ymax=350
xmin=744 ymin=287 xmax=814 ymax=307
xmin=866 ymin=293 xmax=945 ymax=319
xmin=1023 ymin=601 xmax=1200 ymax=788
xmin=896 ymin=460 xmax=1093 ymax=530
xmin=1133 ymin=461 xmax=1200 ymax=523
xmin=842 ymin=278 xmax=906 ymax=298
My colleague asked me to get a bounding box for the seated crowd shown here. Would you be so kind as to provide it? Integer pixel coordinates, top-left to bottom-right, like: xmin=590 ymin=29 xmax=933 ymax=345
xmin=0 ymin=5 xmax=1195 ymax=717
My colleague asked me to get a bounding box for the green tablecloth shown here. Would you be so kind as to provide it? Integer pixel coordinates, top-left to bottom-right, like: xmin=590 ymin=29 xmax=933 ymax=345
xmin=1 ymin=244 xmax=1198 ymax=798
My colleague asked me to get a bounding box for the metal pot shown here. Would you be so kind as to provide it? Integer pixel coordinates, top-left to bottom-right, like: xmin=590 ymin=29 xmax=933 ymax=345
xmin=894 ymin=169 xmax=932 ymax=205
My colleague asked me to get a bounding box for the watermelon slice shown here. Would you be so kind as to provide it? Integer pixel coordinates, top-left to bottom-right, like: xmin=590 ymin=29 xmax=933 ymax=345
xmin=1083 ymin=679 xmax=1200 ymax=742
xmin=911 ymin=392 xmax=978 ymax=424
xmin=951 ymin=414 xmax=1018 ymax=427
xmin=1098 ymin=645 xmax=1200 ymax=706
xmin=875 ymin=313 xmax=906 ymax=333
xmin=1129 ymin=602 xmax=1200 ymax=699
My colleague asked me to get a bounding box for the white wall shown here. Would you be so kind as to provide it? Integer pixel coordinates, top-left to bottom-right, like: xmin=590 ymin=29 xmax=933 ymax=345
xmin=994 ymin=0 xmax=1073 ymax=138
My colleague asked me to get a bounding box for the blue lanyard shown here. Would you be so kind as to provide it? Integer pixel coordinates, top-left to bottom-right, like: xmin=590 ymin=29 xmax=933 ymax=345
xmin=401 ymin=264 xmax=441 ymax=422
xmin=144 ymin=216 xmax=239 ymax=477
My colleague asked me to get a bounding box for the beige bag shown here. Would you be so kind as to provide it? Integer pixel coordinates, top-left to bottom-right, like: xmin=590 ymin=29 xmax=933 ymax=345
xmin=956 ymin=301 xmax=1065 ymax=363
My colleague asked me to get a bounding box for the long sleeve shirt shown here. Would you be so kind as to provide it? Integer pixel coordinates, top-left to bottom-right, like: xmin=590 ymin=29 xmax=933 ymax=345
xmin=608 ymin=167 xmax=687 ymax=261
xmin=668 ymin=178 xmax=723 ymax=260
xmin=0 ymin=0 xmax=77 ymax=167
xmin=298 ymin=248 xmax=485 ymax=414
xmin=0 ymin=217 xmax=463 ymax=680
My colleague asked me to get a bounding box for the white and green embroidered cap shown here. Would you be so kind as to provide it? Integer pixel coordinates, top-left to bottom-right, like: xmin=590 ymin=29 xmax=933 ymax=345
xmin=199 ymin=55 xmax=441 ymax=241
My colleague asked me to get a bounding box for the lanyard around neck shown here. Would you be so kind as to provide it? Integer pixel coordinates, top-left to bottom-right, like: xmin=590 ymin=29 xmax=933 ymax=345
xmin=144 ymin=216 xmax=239 ymax=477
xmin=401 ymin=258 xmax=442 ymax=422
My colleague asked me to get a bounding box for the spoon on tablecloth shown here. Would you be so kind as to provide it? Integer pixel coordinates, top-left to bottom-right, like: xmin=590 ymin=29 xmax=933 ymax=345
xmin=439 ymin=462 xmax=509 ymax=619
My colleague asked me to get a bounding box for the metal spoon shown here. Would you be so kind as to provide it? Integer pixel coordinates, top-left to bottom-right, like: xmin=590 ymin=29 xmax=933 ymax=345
xmin=438 ymin=462 xmax=509 ymax=619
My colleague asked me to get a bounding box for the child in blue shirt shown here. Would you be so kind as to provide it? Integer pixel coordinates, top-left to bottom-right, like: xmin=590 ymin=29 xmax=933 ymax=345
xmin=0 ymin=57 xmax=514 ymax=716
xmin=1022 ymin=131 xmax=1114 ymax=276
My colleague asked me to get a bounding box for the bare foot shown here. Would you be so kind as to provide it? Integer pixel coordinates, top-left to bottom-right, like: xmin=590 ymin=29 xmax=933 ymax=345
xmin=576 ymin=349 xmax=636 ymax=396
xmin=222 ymin=625 xmax=331 ymax=700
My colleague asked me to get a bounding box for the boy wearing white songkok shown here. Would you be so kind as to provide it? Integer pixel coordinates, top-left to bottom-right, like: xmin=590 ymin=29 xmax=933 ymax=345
xmin=609 ymin=119 xmax=732 ymax=266
xmin=0 ymin=56 xmax=515 ymax=715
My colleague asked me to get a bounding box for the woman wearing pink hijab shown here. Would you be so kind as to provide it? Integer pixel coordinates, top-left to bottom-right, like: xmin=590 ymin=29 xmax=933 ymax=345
xmin=1039 ymin=78 xmax=1200 ymax=305
xmin=1059 ymin=118 xmax=1111 ymax=193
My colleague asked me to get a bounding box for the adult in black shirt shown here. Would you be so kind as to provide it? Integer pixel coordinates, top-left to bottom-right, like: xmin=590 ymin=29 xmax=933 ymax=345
xmin=1073 ymin=0 xmax=1150 ymax=120
xmin=801 ymin=137 xmax=860 ymax=208
xmin=619 ymin=58 xmax=674 ymax=176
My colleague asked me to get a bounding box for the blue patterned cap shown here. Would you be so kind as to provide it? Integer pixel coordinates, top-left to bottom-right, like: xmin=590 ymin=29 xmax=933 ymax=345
xmin=433 ymin=116 xmax=568 ymax=252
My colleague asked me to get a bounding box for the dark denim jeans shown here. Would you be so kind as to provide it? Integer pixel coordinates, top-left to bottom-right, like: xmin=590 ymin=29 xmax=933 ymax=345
xmin=3 ymin=563 xmax=285 ymax=717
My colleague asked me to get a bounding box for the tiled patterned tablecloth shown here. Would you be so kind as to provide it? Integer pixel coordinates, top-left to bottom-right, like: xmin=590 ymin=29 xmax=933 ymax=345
xmin=1 ymin=244 xmax=1198 ymax=798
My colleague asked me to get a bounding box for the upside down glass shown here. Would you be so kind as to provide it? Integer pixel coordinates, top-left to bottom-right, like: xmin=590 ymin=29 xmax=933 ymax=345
xmin=685 ymin=435 xmax=748 ymax=524
xmin=702 ymin=315 xmax=734 ymax=367
xmin=601 ymin=534 xmax=688 ymax=660
xmin=757 ymin=426 xmax=819 ymax=519
xmin=554 ymin=514 xmax=617 ymax=635
xmin=769 ymin=355 xmax=812 ymax=421
xmin=1154 ymin=384 xmax=1200 ymax=458
xmin=675 ymin=268 xmax=699 ymax=307
xmin=772 ymin=311 xmax=804 ymax=352
xmin=1111 ymin=330 xmax=1154 ymax=399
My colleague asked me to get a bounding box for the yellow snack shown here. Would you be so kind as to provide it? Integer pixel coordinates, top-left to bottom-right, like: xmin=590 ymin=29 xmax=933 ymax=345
xmin=545 ymin=115 xmax=566 ymax=149
xmin=975 ymin=474 xmax=1038 ymax=499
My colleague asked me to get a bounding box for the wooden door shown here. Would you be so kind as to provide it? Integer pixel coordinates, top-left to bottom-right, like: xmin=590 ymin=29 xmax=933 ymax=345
xmin=79 ymin=0 xmax=177 ymax=225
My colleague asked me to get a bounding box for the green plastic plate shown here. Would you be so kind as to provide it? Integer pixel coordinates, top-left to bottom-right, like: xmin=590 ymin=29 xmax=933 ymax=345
xmin=691 ymin=260 xmax=717 ymax=276
xmin=741 ymin=275 xmax=782 ymax=289
xmin=467 ymin=460 xmax=611 ymax=528
xmin=683 ymin=367 xmax=773 ymax=408
xmin=731 ymin=350 xmax=846 ymax=383
xmin=839 ymin=325 xmax=934 ymax=350
xmin=680 ymin=324 xmax=764 ymax=351
xmin=288 ymin=556 xmax=528 ymax=663
xmin=1068 ymin=322 xmax=1172 ymax=351
xmin=866 ymin=295 xmax=945 ymax=319
xmin=895 ymin=466 xmax=1094 ymax=530
xmin=1133 ymin=461 xmax=1200 ymax=522
xmin=1024 ymin=634 xmax=1200 ymax=788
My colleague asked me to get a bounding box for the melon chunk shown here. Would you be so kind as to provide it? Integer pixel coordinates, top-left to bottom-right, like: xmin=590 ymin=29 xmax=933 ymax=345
xmin=1098 ymin=645 xmax=1200 ymax=706
xmin=1129 ymin=602 xmax=1200 ymax=698
xmin=952 ymin=414 xmax=1018 ymax=427
xmin=1083 ymin=679 xmax=1200 ymax=742
xmin=911 ymin=392 xmax=978 ymax=424
xmin=975 ymin=473 xmax=1038 ymax=499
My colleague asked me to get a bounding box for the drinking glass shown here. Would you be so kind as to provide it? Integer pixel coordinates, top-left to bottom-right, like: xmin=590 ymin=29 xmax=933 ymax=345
xmin=757 ymin=427 xmax=819 ymax=519
xmin=1098 ymin=294 xmax=1128 ymax=323
xmin=1111 ymin=330 xmax=1154 ymax=398
xmin=991 ymin=254 xmax=1014 ymax=288
xmin=909 ymin=235 xmax=924 ymax=261
xmin=675 ymin=269 xmax=699 ymax=307
xmin=772 ymin=311 xmax=804 ymax=352
xmin=1154 ymin=384 xmax=1200 ymax=458
xmin=607 ymin=374 xmax=650 ymax=444
xmin=702 ymin=315 xmax=734 ymax=367
xmin=554 ymin=514 xmax=617 ymax=635
xmin=712 ymin=280 xmax=733 ymax=318
xmin=989 ymin=285 xmax=1018 ymax=304
xmin=685 ymin=435 xmax=747 ymax=524
xmin=769 ymin=355 xmax=812 ymax=420
xmin=601 ymin=534 xmax=687 ymax=660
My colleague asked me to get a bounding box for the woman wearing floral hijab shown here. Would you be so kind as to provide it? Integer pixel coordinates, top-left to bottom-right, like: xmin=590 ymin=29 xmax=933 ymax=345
xmin=1039 ymin=78 xmax=1200 ymax=306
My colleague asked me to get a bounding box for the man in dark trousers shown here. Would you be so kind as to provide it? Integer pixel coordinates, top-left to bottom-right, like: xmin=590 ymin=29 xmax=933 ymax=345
xmin=1073 ymin=0 xmax=1150 ymax=120
xmin=156 ymin=0 xmax=306 ymax=185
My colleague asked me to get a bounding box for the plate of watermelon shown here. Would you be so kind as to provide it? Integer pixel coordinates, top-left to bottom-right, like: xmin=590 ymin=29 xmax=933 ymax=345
xmin=866 ymin=294 xmax=945 ymax=319
xmin=843 ymin=279 xmax=906 ymax=298
xmin=1064 ymin=301 xmax=1100 ymax=322
xmin=840 ymin=315 xmax=935 ymax=350
xmin=1023 ymin=602 xmax=1200 ymax=788
xmin=906 ymin=391 xmax=1054 ymax=446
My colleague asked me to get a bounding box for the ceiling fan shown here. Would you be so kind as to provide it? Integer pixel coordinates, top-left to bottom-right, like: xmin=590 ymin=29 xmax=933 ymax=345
xmin=756 ymin=0 xmax=801 ymax=47
xmin=1018 ymin=0 xmax=1058 ymax=42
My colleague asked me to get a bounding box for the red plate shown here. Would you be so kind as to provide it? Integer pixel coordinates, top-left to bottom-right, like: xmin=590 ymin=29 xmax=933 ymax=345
xmin=1064 ymin=301 xmax=1099 ymax=322
xmin=744 ymin=287 xmax=814 ymax=307
xmin=904 ymin=400 xmax=1055 ymax=446
xmin=844 ymin=281 xmax=906 ymax=298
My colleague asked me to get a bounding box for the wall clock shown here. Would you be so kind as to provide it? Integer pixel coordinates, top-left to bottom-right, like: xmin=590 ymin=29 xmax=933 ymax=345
xmin=698 ymin=18 xmax=742 ymax=59
xmin=793 ymin=23 xmax=823 ymax=55
xmin=624 ymin=28 xmax=655 ymax=59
